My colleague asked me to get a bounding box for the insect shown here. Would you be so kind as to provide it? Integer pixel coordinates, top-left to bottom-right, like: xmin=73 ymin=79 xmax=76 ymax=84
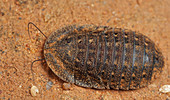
xmin=28 ymin=22 xmax=164 ymax=90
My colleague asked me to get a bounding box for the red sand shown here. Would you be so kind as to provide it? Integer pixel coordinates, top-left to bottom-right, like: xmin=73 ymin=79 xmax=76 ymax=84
xmin=0 ymin=0 xmax=169 ymax=99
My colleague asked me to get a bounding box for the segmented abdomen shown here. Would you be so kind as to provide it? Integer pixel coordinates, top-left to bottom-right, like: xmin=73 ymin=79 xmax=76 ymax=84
xmin=44 ymin=25 xmax=164 ymax=90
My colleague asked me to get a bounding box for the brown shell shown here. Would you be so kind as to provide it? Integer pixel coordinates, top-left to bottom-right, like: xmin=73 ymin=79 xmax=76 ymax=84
xmin=43 ymin=25 xmax=164 ymax=90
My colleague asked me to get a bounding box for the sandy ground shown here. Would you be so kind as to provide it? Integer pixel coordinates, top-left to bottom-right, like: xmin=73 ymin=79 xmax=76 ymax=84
xmin=0 ymin=0 xmax=169 ymax=100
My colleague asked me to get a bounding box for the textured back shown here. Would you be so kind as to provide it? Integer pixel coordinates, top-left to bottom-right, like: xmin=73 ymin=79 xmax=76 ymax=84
xmin=44 ymin=25 xmax=164 ymax=90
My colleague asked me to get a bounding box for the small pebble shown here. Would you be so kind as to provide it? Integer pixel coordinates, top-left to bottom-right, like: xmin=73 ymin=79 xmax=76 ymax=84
xmin=148 ymin=84 xmax=157 ymax=88
xmin=46 ymin=81 xmax=53 ymax=90
xmin=159 ymin=85 xmax=170 ymax=93
xmin=30 ymin=85 xmax=39 ymax=97
xmin=44 ymin=14 xmax=51 ymax=22
xmin=63 ymin=83 xmax=71 ymax=90
xmin=18 ymin=17 xmax=22 ymax=20
xmin=1 ymin=12 xmax=5 ymax=16
xmin=19 ymin=85 xmax=22 ymax=88
xmin=60 ymin=94 xmax=73 ymax=100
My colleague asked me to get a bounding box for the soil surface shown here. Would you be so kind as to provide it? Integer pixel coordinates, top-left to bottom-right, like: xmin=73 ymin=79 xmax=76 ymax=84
xmin=0 ymin=0 xmax=169 ymax=100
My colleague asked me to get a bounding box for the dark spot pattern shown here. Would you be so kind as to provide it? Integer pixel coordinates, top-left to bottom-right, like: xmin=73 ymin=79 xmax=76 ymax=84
xmin=44 ymin=25 xmax=164 ymax=90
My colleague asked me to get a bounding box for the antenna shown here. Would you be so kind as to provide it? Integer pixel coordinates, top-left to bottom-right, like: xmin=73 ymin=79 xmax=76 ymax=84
xmin=27 ymin=22 xmax=47 ymax=84
xmin=28 ymin=22 xmax=47 ymax=39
